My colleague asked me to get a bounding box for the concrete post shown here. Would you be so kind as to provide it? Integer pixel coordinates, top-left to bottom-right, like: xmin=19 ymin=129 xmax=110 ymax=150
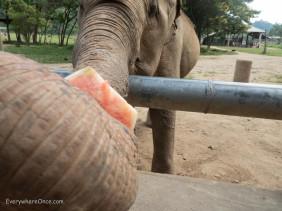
xmin=233 ymin=60 xmax=252 ymax=83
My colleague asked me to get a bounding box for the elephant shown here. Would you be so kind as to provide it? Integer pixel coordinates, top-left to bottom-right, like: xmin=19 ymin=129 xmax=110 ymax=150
xmin=73 ymin=0 xmax=200 ymax=174
xmin=0 ymin=52 xmax=137 ymax=211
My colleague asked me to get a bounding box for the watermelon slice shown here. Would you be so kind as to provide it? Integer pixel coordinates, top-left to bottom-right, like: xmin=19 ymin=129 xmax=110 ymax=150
xmin=66 ymin=67 xmax=137 ymax=130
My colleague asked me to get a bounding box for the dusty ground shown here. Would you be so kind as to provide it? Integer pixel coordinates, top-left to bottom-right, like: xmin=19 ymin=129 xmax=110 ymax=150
xmin=135 ymin=53 xmax=282 ymax=190
xmin=50 ymin=53 xmax=282 ymax=190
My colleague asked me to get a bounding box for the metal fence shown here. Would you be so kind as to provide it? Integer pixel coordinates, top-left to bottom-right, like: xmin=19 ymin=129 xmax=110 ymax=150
xmin=55 ymin=70 xmax=282 ymax=121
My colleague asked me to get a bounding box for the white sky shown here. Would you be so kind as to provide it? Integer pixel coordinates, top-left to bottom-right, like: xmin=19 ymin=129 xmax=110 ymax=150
xmin=248 ymin=0 xmax=282 ymax=24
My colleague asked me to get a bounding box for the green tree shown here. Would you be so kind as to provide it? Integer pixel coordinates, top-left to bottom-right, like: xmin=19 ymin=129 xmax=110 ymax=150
xmin=32 ymin=0 xmax=60 ymax=44
xmin=183 ymin=0 xmax=258 ymax=44
xmin=53 ymin=0 xmax=78 ymax=46
xmin=0 ymin=0 xmax=12 ymax=42
xmin=27 ymin=0 xmax=48 ymax=44
xmin=9 ymin=0 xmax=45 ymax=44
xmin=269 ymin=24 xmax=282 ymax=44
xmin=269 ymin=24 xmax=282 ymax=37
xmin=2 ymin=0 xmax=78 ymax=45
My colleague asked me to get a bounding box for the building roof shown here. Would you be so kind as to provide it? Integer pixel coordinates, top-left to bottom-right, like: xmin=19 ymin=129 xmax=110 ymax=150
xmin=247 ymin=26 xmax=265 ymax=33
xmin=0 ymin=8 xmax=12 ymax=23
xmin=269 ymin=36 xmax=281 ymax=40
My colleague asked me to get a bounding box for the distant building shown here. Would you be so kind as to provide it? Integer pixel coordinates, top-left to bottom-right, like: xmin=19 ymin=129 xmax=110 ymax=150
xmin=203 ymin=25 xmax=268 ymax=48
xmin=244 ymin=26 xmax=266 ymax=47
xmin=0 ymin=28 xmax=7 ymax=41
xmin=0 ymin=8 xmax=12 ymax=42
xmin=268 ymin=36 xmax=281 ymax=45
xmin=0 ymin=26 xmax=7 ymax=35
xmin=0 ymin=8 xmax=7 ymax=23
xmin=0 ymin=8 xmax=12 ymax=29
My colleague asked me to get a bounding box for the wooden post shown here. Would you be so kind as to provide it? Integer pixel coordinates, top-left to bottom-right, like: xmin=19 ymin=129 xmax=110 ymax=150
xmin=263 ymin=29 xmax=267 ymax=54
xmin=0 ymin=34 xmax=3 ymax=51
xmin=145 ymin=111 xmax=152 ymax=128
xmin=233 ymin=60 xmax=252 ymax=83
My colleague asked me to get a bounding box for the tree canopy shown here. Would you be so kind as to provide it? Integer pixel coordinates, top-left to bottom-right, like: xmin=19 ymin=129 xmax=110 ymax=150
xmin=1 ymin=0 xmax=259 ymax=46
xmin=183 ymin=0 xmax=259 ymax=40
xmin=269 ymin=24 xmax=282 ymax=37
xmin=0 ymin=0 xmax=78 ymax=45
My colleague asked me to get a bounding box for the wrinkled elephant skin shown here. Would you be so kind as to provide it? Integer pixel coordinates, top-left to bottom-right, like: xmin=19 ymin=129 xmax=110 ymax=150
xmin=0 ymin=52 xmax=137 ymax=211
xmin=73 ymin=0 xmax=200 ymax=173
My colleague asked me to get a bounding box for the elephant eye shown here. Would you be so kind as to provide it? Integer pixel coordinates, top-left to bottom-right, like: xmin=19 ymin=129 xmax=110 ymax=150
xmin=80 ymin=3 xmax=84 ymax=14
xmin=148 ymin=3 xmax=159 ymax=18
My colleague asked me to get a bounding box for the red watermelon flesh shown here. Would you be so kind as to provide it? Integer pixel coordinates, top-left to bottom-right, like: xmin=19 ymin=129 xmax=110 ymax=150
xmin=66 ymin=67 xmax=137 ymax=130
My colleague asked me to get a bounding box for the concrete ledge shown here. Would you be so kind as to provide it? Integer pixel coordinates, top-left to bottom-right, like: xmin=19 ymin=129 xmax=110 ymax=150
xmin=130 ymin=172 xmax=282 ymax=211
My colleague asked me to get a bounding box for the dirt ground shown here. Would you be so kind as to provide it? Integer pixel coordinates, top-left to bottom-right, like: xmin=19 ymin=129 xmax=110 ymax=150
xmin=50 ymin=53 xmax=282 ymax=190
xmin=135 ymin=53 xmax=282 ymax=190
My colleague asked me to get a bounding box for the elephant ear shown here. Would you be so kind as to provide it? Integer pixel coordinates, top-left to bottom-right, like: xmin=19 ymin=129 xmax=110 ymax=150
xmin=176 ymin=0 xmax=182 ymax=19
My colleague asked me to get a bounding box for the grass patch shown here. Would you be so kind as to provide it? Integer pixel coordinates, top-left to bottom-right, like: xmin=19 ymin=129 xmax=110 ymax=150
xmin=220 ymin=46 xmax=282 ymax=57
xmin=4 ymin=44 xmax=74 ymax=64
xmin=4 ymin=33 xmax=77 ymax=46
xmin=42 ymin=34 xmax=76 ymax=46
xmin=186 ymin=74 xmax=194 ymax=80
xmin=201 ymin=47 xmax=237 ymax=56
xmin=267 ymin=74 xmax=282 ymax=84
xmin=271 ymin=74 xmax=282 ymax=84
xmin=268 ymin=44 xmax=282 ymax=49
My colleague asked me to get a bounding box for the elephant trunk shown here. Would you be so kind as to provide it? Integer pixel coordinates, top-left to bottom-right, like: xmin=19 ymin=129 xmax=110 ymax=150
xmin=0 ymin=52 xmax=137 ymax=211
xmin=73 ymin=3 xmax=143 ymax=97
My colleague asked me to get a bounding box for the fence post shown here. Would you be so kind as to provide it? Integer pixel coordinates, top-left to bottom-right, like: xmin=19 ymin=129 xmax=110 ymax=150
xmin=263 ymin=29 xmax=267 ymax=54
xmin=233 ymin=60 xmax=252 ymax=83
xmin=0 ymin=34 xmax=3 ymax=51
xmin=145 ymin=112 xmax=152 ymax=127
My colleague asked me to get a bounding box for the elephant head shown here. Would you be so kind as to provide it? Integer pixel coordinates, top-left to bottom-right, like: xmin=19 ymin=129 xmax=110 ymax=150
xmin=73 ymin=0 xmax=183 ymax=96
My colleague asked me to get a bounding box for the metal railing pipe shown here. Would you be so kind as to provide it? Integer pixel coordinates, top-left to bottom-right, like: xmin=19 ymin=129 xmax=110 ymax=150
xmin=54 ymin=70 xmax=282 ymax=120
xmin=126 ymin=76 xmax=282 ymax=120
